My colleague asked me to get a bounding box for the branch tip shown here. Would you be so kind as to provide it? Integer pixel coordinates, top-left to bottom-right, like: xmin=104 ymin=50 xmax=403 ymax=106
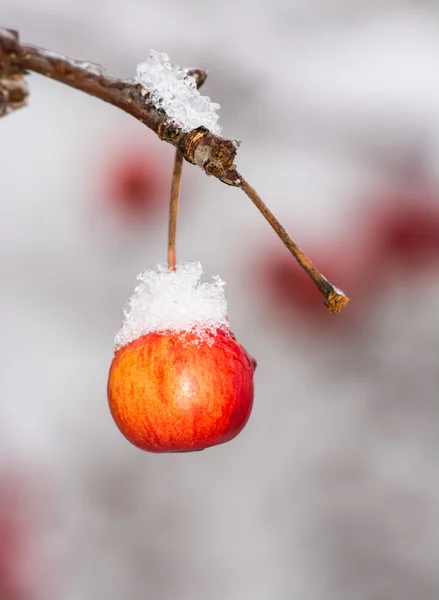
xmin=325 ymin=289 xmax=350 ymax=314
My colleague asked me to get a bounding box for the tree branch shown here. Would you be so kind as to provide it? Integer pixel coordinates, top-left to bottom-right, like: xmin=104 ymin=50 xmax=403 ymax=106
xmin=0 ymin=27 xmax=349 ymax=313
xmin=0 ymin=28 xmax=238 ymax=180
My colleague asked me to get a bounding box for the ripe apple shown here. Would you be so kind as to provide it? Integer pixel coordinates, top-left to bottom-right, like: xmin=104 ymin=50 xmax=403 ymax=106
xmin=107 ymin=329 xmax=256 ymax=453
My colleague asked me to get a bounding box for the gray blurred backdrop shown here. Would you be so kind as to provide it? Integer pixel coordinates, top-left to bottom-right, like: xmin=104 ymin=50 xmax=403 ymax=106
xmin=1 ymin=1 xmax=438 ymax=599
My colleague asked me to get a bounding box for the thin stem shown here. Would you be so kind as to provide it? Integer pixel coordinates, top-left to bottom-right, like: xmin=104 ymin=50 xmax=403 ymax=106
xmin=238 ymin=176 xmax=350 ymax=313
xmin=167 ymin=150 xmax=184 ymax=270
xmin=166 ymin=68 xmax=205 ymax=271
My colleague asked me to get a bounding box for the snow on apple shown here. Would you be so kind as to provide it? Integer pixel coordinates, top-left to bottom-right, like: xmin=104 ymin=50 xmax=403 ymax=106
xmin=114 ymin=262 xmax=229 ymax=349
xmin=108 ymin=263 xmax=256 ymax=453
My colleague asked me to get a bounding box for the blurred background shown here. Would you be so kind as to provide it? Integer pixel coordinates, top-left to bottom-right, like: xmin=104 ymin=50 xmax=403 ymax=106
xmin=1 ymin=1 xmax=439 ymax=599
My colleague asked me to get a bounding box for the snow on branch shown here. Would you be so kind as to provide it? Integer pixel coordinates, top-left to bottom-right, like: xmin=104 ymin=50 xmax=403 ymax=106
xmin=136 ymin=50 xmax=221 ymax=135
xmin=0 ymin=27 xmax=349 ymax=314
xmin=0 ymin=28 xmax=239 ymax=184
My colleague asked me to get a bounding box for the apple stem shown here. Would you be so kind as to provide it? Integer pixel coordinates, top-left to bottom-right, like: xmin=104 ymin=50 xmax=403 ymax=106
xmin=167 ymin=69 xmax=207 ymax=272
xmin=237 ymin=176 xmax=350 ymax=313
xmin=167 ymin=149 xmax=183 ymax=271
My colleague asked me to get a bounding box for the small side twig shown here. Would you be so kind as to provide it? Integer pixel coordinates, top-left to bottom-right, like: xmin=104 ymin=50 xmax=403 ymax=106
xmin=238 ymin=177 xmax=349 ymax=312
xmin=0 ymin=27 xmax=350 ymax=313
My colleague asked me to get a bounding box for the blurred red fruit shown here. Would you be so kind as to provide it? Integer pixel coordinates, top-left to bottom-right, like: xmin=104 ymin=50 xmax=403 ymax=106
xmin=0 ymin=473 xmax=41 ymax=600
xmin=364 ymin=190 xmax=439 ymax=267
xmin=103 ymin=145 xmax=167 ymax=218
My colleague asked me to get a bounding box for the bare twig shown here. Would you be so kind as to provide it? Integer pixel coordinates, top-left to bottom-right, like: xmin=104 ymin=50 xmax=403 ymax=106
xmin=0 ymin=27 xmax=350 ymax=313
xmin=238 ymin=177 xmax=349 ymax=312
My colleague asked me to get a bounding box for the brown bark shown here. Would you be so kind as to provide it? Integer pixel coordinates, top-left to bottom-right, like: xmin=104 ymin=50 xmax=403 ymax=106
xmin=0 ymin=28 xmax=239 ymax=184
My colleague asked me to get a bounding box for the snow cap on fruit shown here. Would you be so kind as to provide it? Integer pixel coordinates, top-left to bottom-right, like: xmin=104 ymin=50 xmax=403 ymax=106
xmin=114 ymin=262 xmax=229 ymax=350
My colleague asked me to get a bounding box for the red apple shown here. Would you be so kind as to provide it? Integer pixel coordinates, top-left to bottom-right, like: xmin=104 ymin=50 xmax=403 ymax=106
xmin=107 ymin=329 xmax=256 ymax=453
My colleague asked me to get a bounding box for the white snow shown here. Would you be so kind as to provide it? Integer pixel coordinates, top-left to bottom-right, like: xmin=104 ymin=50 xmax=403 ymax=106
xmin=114 ymin=262 xmax=229 ymax=350
xmin=135 ymin=50 xmax=221 ymax=135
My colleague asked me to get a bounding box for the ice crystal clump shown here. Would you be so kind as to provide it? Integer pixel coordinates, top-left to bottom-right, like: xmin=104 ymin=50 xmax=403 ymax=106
xmin=114 ymin=262 xmax=229 ymax=350
xmin=135 ymin=50 xmax=221 ymax=135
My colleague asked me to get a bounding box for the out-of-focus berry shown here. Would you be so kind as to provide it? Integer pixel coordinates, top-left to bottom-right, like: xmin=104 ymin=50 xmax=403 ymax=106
xmin=0 ymin=472 xmax=42 ymax=600
xmin=102 ymin=145 xmax=168 ymax=219
xmin=364 ymin=190 xmax=439 ymax=268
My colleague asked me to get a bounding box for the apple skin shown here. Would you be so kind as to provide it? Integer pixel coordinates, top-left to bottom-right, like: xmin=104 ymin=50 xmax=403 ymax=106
xmin=107 ymin=329 xmax=256 ymax=453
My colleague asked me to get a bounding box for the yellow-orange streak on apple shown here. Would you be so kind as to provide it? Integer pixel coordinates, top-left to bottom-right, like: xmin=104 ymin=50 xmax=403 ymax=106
xmin=107 ymin=329 xmax=255 ymax=452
